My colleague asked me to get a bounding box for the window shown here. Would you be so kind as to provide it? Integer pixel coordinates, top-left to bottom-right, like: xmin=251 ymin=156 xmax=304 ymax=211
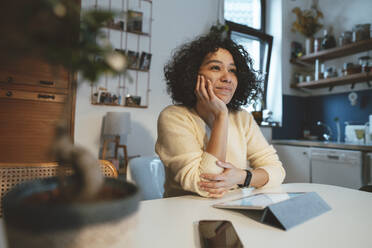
xmin=224 ymin=0 xmax=273 ymax=112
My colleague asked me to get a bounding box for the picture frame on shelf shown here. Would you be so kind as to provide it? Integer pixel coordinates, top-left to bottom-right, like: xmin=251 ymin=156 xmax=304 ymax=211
xmin=127 ymin=50 xmax=140 ymax=69
xmin=125 ymin=95 xmax=141 ymax=107
xmin=106 ymin=17 xmax=124 ymax=31
xmin=126 ymin=10 xmax=143 ymax=33
xmin=97 ymin=87 xmax=108 ymax=104
xmin=139 ymin=52 xmax=152 ymax=71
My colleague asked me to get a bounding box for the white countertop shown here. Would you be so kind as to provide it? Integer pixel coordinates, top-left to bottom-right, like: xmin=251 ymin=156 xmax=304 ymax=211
xmin=272 ymin=139 xmax=372 ymax=151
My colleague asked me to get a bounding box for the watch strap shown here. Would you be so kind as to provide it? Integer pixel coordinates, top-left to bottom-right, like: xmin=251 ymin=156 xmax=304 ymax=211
xmin=238 ymin=169 xmax=252 ymax=188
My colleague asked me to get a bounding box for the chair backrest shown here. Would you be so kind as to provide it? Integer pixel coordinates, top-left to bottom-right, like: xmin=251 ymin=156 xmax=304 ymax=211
xmin=0 ymin=160 xmax=118 ymax=216
xmin=127 ymin=156 xmax=165 ymax=200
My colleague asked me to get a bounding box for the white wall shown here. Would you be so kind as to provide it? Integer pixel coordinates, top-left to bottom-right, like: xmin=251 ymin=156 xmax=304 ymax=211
xmin=266 ymin=0 xmax=283 ymax=123
xmin=282 ymin=0 xmax=372 ymax=96
xmin=75 ymin=0 xmax=219 ymax=158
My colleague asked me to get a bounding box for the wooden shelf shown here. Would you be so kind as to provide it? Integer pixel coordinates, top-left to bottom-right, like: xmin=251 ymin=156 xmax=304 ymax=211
xmin=105 ymin=26 xmax=150 ymax=37
xmin=91 ymin=103 xmax=148 ymax=108
xmin=291 ymin=72 xmax=372 ymax=89
xmin=128 ymin=67 xmax=149 ymax=72
xmin=293 ymin=39 xmax=372 ymax=63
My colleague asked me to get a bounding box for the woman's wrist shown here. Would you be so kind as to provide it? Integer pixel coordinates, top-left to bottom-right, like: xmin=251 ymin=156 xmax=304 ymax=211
xmin=238 ymin=169 xmax=247 ymax=185
xmin=250 ymin=168 xmax=269 ymax=188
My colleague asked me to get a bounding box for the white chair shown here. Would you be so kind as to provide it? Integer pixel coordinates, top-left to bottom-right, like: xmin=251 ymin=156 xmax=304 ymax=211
xmin=127 ymin=156 xmax=165 ymax=200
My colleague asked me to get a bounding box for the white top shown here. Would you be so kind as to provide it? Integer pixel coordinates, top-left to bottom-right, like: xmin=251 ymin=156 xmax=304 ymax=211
xmin=1 ymin=183 xmax=371 ymax=248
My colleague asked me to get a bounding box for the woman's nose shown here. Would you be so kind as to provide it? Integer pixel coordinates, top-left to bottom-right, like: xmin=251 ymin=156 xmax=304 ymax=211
xmin=220 ymin=70 xmax=232 ymax=83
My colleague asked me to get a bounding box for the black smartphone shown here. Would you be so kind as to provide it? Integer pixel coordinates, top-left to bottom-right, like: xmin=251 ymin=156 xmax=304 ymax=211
xmin=198 ymin=220 xmax=243 ymax=248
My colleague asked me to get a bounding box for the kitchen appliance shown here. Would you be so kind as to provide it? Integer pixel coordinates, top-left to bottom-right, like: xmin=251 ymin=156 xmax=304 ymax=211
xmin=311 ymin=148 xmax=362 ymax=189
xmin=345 ymin=123 xmax=366 ymax=144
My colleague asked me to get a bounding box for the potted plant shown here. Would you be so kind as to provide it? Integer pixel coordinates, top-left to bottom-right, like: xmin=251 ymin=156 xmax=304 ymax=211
xmin=1 ymin=1 xmax=140 ymax=247
xmin=291 ymin=1 xmax=323 ymax=55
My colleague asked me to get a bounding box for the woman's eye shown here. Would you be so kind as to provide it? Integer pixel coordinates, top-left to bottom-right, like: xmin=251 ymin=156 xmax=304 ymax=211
xmin=210 ymin=65 xmax=220 ymax=71
xmin=229 ymin=68 xmax=237 ymax=74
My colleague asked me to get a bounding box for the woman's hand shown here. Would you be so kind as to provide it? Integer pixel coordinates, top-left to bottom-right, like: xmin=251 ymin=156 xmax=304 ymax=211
xmin=195 ymin=74 xmax=228 ymax=125
xmin=198 ymin=161 xmax=247 ymax=198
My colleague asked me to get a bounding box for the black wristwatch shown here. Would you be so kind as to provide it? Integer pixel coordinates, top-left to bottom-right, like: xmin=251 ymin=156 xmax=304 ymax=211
xmin=238 ymin=170 xmax=252 ymax=188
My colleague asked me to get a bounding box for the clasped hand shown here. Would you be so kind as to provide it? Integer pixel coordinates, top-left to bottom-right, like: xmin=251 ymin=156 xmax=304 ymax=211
xmin=198 ymin=161 xmax=246 ymax=198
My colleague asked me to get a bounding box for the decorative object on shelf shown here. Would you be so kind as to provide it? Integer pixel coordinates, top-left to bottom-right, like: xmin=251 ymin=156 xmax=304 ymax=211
xmin=125 ymin=95 xmax=141 ymax=107
xmin=313 ymin=37 xmax=322 ymax=52
xmin=291 ymin=0 xmax=323 ymax=55
xmin=323 ymin=66 xmax=337 ymax=79
xmin=291 ymin=41 xmax=304 ymax=59
xmin=321 ymin=27 xmax=336 ymax=50
xmin=107 ymin=16 xmax=124 ymax=31
xmin=305 ymin=38 xmax=314 ymax=55
xmin=127 ymin=10 xmax=143 ymax=33
xmin=358 ymin=56 xmax=371 ymax=72
xmin=343 ymin=62 xmax=361 ymax=75
xmin=352 ymin=23 xmax=371 ymax=42
xmin=139 ymin=52 xmax=152 ymax=70
xmin=102 ymin=112 xmax=131 ymax=171
xmin=339 ymin=31 xmax=353 ymax=46
xmin=127 ymin=50 xmax=140 ymax=69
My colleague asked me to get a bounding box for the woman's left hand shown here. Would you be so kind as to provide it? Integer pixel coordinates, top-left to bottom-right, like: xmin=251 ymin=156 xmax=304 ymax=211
xmin=198 ymin=161 xmax=246 ymax=198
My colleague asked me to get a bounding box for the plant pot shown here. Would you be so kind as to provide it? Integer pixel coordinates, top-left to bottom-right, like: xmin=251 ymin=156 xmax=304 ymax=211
xmin=305 ymin=37 xmax=314 ymax=55
xmin=251 ymin=111 xmax=263 ymax=125
xmin=3 ymin=177 xmax=140 ymax=248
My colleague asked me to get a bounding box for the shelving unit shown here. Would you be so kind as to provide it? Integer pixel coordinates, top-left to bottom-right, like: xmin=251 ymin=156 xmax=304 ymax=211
xmin=90 ymin=0 xmax=152 ymax=108
xmin=292 ymin=72 xmax=372 ymax=89
xmin=291 ymin=39 xmax=372 ymax=90
xmin=91 ymin=103 xmax=148 ymax=108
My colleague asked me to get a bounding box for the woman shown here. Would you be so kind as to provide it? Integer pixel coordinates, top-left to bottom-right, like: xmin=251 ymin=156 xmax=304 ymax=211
xmin=156 ymin=32 xmax=285 ymax=198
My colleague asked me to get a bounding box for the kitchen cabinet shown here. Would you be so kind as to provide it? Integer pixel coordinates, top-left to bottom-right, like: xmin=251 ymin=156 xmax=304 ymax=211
xmin=291 ymin=39 xmax=372 ymax=90
xmin=0 ymin=56 xmax=76 ymax=164
xmin=273 ymin=140 xmax=371 ymax=189
xmin=274 ymin=144 xmax=310 ymax=183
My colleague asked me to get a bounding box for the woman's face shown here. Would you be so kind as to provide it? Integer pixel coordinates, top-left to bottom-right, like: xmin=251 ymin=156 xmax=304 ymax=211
xmin=198 ymin=48 xmax=238 ymax=104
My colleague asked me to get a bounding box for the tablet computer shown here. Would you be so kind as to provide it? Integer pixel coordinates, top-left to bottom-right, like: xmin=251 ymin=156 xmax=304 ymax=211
xmin=213 ymin=192 xmax=305 ymax=210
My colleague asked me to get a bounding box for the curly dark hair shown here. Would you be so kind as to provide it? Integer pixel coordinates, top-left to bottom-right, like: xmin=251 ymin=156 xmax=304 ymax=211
xmin=164 ymin=32 xmax=262 ymax=111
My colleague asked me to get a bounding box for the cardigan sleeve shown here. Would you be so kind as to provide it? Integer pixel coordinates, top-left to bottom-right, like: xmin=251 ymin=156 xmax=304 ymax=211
xmin=243 ymin=112 xmax=286 ymax=188
xmin=155 ymin=106 xmax=223 ymax=197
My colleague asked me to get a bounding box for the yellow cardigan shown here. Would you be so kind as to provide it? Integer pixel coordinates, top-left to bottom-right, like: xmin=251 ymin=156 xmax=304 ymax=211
xmin=155 ymin=105 xmax=285 ymax=197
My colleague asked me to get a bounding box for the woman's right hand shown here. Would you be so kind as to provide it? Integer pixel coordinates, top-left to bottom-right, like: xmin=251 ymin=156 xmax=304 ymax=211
xmin=194 ymin=74 xmax=228 ymax=124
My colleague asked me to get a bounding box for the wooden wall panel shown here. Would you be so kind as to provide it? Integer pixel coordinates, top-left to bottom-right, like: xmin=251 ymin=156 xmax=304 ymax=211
xmin=0 ymin=98 xmax=69 ymax=163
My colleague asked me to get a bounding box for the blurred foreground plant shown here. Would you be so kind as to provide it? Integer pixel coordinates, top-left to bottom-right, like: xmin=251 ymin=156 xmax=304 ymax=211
xmin=0 ymin=0 xmax=128 ymax=201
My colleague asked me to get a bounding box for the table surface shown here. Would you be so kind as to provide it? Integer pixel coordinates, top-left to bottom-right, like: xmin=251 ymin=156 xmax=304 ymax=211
xmin=1 ymin=183 xmax=372 ymax=248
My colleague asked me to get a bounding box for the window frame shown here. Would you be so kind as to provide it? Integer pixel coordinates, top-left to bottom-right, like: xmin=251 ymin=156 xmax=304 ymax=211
xmin=225 ymin=0 xmax=273 ymax=109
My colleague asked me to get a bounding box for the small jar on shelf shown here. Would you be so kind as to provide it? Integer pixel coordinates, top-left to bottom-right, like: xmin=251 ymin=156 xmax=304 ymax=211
xmin=321 ymin=28 xmax=336 ymax=50
xmin=359 ymin=56 xmax=371 ymax=73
